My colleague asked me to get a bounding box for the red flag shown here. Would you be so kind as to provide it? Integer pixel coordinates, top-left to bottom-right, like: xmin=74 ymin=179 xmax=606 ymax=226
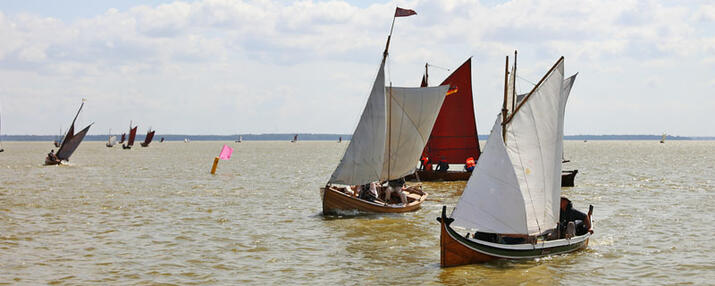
xmin=395 ymin=7 xmax=417 ymax=17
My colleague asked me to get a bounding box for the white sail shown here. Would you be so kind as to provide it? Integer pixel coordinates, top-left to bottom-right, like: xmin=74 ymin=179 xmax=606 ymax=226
xmin=329 ymin=61 xmax=387 ymax=185
xmin=380 ymin=85 xmax=449 ymax=180
xmin=108 ymin=135 xmax=117 ymax=145
xmin=506 ymin=63 xmax=516 ymax=115
xmin=452 ymin=118 xmax=528 ymax=234
xmin=452 ymin=58 xmax=569 ymax=236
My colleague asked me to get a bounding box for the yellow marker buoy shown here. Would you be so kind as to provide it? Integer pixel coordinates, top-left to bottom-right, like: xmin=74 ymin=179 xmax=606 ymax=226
xmin=210 ymin=156 xmax=219 ymax=174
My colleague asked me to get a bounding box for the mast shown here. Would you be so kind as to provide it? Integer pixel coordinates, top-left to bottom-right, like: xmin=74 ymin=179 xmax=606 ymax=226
xmin=501 ymin=56 xmax=509 ymax=141
xmin=425 ymin=63 xmax=429 ymax=86
xmin=512 ymin=50 xmax=517 ymax=113
xmin=506 ymin=57 xmax=564 ymax=125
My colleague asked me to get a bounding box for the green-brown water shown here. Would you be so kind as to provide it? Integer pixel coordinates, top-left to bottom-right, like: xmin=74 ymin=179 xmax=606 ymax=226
xmin=1 ymin=141 xmax=713 ymax=285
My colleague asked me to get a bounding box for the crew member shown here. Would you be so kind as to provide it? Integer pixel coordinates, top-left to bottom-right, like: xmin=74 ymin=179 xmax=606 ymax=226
xmin=435 ymin=157 xmax=449 ymax=172
xmin=559 ymin=197 xmax=591 ymax=237
xmin=420 ymin=155 xmax=432 ymax=171
xmin=384 ymin=178 xmax=407 ymax=205
xmin=464 ymin=157 xmax=476 ymax=172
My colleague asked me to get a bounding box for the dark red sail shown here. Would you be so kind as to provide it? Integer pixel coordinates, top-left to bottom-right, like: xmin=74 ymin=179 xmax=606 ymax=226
xmin=127 ymin=126 xmax=138 ymax=146
xmin=422 ymin=58 xmax=480 ymax=163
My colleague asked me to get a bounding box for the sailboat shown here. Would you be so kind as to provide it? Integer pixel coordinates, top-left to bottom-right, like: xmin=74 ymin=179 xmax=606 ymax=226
xmin=45 ymin=101 xmax=93 ymax=165
xmin=290 ymin=134 xmax=298 ymax=143
xmin=106 ymin=129 xmax=117 ymax=147
xmin=660 ymin=133 xmax=666 ymax=143
xmin=321 ymin=7 xmax=449 ymax=215
xmin=406 ymin=58 xmax=481 ymax=182
xmin=119 ymin=133 xmax=126 ymax=144
xmin=438 ymin=55 xmax=592 ymax=266
xmin=122 ymin=121 xmax=137 ymax=149
xmin=235 ymin=136 xmax=242 ymax=143
xmin=160 ymin=137 xmax=165 ymax=143
xmin=140 ymin=128 xmax=155 ymax=147
xmin=53 ymin=128 xmax=62 ymax=147
xmin=338 ymin=136 xmax=342 ymax=143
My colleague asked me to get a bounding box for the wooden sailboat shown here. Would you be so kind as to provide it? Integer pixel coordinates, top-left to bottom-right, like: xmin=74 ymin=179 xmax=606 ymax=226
xmin=160 ymin=137 xmax=165 ymax=143
xmin=406 ymin=58 xmax=481 ymax=182
xmin=106 ymin=129 xmax=117 ymax=147
xmin=438 ymin=55 xmax=592 ymax=266
xmin=321 ymin=7 xmax=448 ymax=215
xmin=140 ymin=128 xmax=155 ymax=147
xmin=45 ymin=101 xmax=93 ymax=165
xmin=290 ymin=134 xmax=298 ymax=143
xmin=122 ymin=122 xmax=137 ymax=149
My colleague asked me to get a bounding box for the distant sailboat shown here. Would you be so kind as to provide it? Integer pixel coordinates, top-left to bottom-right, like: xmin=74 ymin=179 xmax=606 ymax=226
xmin=321 ymin=7 xmax=449 ymax=215
xmin=122 ymin=121 xmax=137 ymax=149
xmin=45 ymin=101 xmax=93 ymax=165
xmin=119 ymin=133 xmax=126 ymax=144
xmin=106 ymin=129 xmax=116 ymax=147
xmin=338 ymin=136 xmax=342 ymax=143
xmin=235 ymin=136 xmax=242 ymax=143
xmin=660 ymin=133 xmax=666 ymax=143
xmin=184 ymin=138 xmax=190 ymax=143
xmin=160 ymin=137 xmax=165 ymax=143
xmin=140 ymin=128 xmax=155 ymax=147
xmin=53 ymin=128 xmax=62 ymax=147
xmin=438 ymin=55 xmax=592 ymax=266
xmin=290 ymin=134 xmax=298 ymax=143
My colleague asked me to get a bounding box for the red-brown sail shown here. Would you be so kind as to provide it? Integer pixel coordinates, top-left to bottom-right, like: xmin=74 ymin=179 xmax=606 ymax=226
xmin=127 ymin=126 xmax=137 ymax=146
xmin=422 ymin=58 xmax=480 ymax=163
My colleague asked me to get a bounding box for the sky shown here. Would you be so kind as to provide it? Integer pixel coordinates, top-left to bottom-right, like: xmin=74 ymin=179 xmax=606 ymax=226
xmin=0 ymin=0 xmax=713 ymax=136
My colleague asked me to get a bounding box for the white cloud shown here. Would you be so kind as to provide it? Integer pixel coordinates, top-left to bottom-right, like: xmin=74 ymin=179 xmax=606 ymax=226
xmin=0 ymin=0 xmax=713 ymax=136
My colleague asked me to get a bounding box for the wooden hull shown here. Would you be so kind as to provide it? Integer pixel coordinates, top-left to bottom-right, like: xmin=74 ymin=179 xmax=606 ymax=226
xmin=140 ymin=142 xmax=150 ymax=147
xmin=407 ymin=169 xmax=579 ymax=186
xmin=321 ymin=185 xmax=427 ymax=215
xmin=561 ymin=170 xmax=578 ymax=187
xmin=438 ymin=206 xmax=591 ymax=267
xmin=405 ymin=170 xmax=471 ymax=182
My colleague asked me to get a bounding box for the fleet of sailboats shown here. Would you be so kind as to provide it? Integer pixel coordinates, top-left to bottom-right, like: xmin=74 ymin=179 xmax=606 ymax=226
xmin=45 ymin=101 xmax=93 ymax=165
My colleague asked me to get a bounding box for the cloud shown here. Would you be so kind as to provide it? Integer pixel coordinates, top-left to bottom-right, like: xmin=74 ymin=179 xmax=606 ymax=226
xmin=0 ymin=0 xmax=713 ymax=136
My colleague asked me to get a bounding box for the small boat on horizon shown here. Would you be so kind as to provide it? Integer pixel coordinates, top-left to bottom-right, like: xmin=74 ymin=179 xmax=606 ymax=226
xmin=438 ymin=55 xmax=592 ymax=266
xmin=106 ymin=129 xmax=116 ymax=148
xmin=235 ymin=136 xmax=243 ymax=143
xmin=660 ymin=133 xmax=666 ymax=143
xmin=122 ymin=121 xmax=137 ymax=149
xmin=45 ymin=100 xmax=93 ymax=165
xmin=290 ymin=134 xmax=298 ymax=143
xmin=140 ymin=128 xmax=155 ymax=147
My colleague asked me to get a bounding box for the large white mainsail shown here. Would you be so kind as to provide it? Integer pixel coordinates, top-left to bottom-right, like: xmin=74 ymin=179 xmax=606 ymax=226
xmin=329 ymin=61 xmax=387 ymax=185
xmin=452 ymin=58 xmax=569 ymax=235
xmin=329 ymin=62 xmax=449 ymax=186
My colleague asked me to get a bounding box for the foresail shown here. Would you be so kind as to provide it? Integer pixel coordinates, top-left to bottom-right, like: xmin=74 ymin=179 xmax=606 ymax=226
xmin=451 ymin=118 xmax=528 ymax=234
xmin=381 ymin=85 xmax=448 ymax=180
xmin=57 ymin=124 xmax=91 ymax=160
xmin=329 ymin=61 xmax=386 ymax=185
xmin=504 ymin=59 xmax=565 ymax=235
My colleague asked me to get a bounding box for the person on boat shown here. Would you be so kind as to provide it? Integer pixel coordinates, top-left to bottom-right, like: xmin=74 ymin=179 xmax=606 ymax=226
xmin=435 ymin=157 xmax=449 ymax=172
xmin=358 ymin=182 xmax=379 ymax=202
xmin=464 ymin=157 xmax=476 ymax=172
xmin=559 ymin=197 xmax=591 ymax=238
xmin=383 ymin=178 xmax=407 ymax=205
xmin=47 ymin=149 xmax=59 ymax=163
xmin=420 ymin=155 xmax=432 ymax=171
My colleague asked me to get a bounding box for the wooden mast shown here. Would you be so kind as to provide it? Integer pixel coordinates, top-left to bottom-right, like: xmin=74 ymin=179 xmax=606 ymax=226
xmin=384 ymin=10 xmax=396 ymax=181
xmin=512 ymin=50 xmax=517 ymax=113
xmin=501 ymin=56 xmax=509 ymax=141
xmin=425 ymin=63 xmax=429 ymax=86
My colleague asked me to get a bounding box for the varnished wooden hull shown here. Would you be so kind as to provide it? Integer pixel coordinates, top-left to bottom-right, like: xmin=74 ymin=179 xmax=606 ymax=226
xmin=438 ymin=206 xmax=590 ymax=267
xmin=321 ymin=186 xmax=427 ymax=215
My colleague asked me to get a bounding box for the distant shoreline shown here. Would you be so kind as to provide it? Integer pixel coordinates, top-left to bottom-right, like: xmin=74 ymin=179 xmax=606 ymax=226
xmin=0 ymin=134 xmax=712 ymax=141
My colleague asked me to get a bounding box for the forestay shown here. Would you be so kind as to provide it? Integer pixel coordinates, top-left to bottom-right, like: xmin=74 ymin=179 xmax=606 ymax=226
xmin=451 ymin=59 xmax=571 ymax=236
xmin=381 ymin=85 xmax=449 ymax=180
